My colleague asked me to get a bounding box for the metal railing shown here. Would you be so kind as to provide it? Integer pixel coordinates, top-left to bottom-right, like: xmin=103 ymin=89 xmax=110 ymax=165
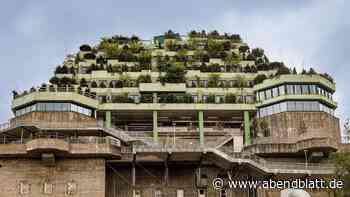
xmin=0 ymin=135 xmax=121 ymax=146
xmin=14 ymin=85 xmax=97 ymax=100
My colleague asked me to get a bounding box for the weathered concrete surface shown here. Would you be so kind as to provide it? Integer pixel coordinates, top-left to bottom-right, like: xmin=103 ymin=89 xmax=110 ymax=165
xmin=0 ymin=158 xmax=105 ymax=197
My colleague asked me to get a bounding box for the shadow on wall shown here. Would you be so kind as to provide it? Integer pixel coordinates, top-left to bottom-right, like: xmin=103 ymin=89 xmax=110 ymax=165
xmin=281 ymin=189 xmax=311 ymax=197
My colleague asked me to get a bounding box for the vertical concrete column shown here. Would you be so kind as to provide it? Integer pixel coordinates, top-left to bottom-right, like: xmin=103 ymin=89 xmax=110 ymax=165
xmin=198 ymin=111 xmax=204 ymax=146
xmin=105 ymin=111 xmax=112 ymax=128
xmin=153 ymin=110 xmax=158 ymax=143
xmin=244 ymin=111 xmax=251 ymax=145
xmin=153 ymin=92 xmax=158 ymax=103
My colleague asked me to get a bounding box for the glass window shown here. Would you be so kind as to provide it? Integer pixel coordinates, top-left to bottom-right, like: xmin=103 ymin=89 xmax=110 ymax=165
xmin=286 ymin=85 xmax=294 ymax=95
xmin=295 ymin=102 xmax=303 ymax=111
xmin=287 ymin=101 xmax=296 ymax=111
xmin=279 ymin=85 xmax=285 ymax=96
xmin=202 ymin=95 xmax=208 ymax=103
xmin=280 ymin=102 xmax=287 ymax=112
xmin=309 ymin=85 xmax=316 ymax=94
xmin=259 ymin=91 xmax=265 ymax=101
xmin=272 ymin=87 xmax=279 ymax=97
xmin=302 ymin=85 xmax=309 ymax=94
xmin=294 ymin=85 xmax=301 ymax=95
xmin=265 ymin=89 xmax=272 ymax=99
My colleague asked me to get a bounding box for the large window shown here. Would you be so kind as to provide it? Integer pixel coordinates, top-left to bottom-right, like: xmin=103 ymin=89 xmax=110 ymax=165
xmin=15 ymin=102 xmax=93 ymax=117
xmin=258 ymin=101 xmax=335 ymax=117
xmin=257 ymin=84 xmax=333 ymax=102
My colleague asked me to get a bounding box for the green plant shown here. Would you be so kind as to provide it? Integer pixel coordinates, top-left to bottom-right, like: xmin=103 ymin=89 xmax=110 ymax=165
xmin=119 ymin=74 xmax=130 ymax=87
xmin=225 ymin=93 xmax=236 ymax=103
xmin=138 ymin=51 xmax=152 ymax=68
xmin=49 ymin=76 xmax=59 ymax=85
xmin=330 ymin=152 xmax=350 ymax=196
xmin=137 ymin=74 xmax=152 ymax=84
xmin=208 ymin=73 xmax=221 ymax=87
xmin=207 ymin=94 xmax=216 ymax=103
xmin=239 ymin=45 xmax=249 ymax=53
xmin=253 ymin=74 xmax=267 ymax=85
xmin=251 ymin=48 xmax=264 ymax=58
xmin=98 ymin=42 xmax=120 ymax=59
xmin=207 ymin=39 xmax=224 ymax=58
xmin=162 ymin=62 xmax=186 ymax=83
xmin=224 ymin=52 xmax=241 ymax=66
xmin=83 ymin=53 xmax=96 ymax=60
xmin=79 ymin=44 xmax=92 ymax=51
xmin=193 ymin=49 xmax=209 ymax=63
xmin=175 ymin=49 xmax=188 ymax=62
xmin=80 ymin=78 xmax=88 ymax=87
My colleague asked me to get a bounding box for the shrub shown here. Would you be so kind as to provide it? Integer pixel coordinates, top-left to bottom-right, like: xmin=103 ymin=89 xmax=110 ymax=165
xmin=225 ymin=94 xmax=236 ymax=103
xmin=83 ymin=53 xmax=96 ymax=60
xmin=80 ymin=78 xmax=88 ymax=87
xmin=162 ymin=63 xmax=186 ymax=83
xmin=79 ymin=44 xmax=92 ymax=51
xmin=230 ymin=34 xmax=242 ymax=42
xmin=91 ymin=81 xmax=98 ymax=88
xmin=137 ymin=75 xmax=152 ymax=84
xmin=253 ymin=74 xmax=267 ymax=85
xmin=207 ymin=94 xmax=216 ymax=103
xmin=208 ymin=73 xmax=221 ymax=87
xmin=239 ymin=45 xmax=249 ymax=53
xmin=251 ymin=48 xmax=264 ymax=58
xmin=207 ymin=39 xmax=224 ymax=58
xmin=49 ymin=76 xmax=60 ymax=85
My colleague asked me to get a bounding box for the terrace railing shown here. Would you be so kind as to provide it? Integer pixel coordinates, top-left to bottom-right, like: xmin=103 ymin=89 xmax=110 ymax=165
xmin=14 ymin=85 xmax=97 ymax=100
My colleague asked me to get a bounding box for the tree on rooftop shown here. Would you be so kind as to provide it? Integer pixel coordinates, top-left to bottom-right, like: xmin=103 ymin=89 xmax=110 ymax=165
xmin=253 ymin=74 xmax=267 ymax=85
xmin=239 ymin=45 xmax=250 ymax=53
xmin=98 ymin=42 xmax=120 ymax=59
xmin=175 ymin=49 xmax=188 ymax=62
xmin=49 ymin=76 xmax=60 ymax=85
xmin=224 ymin=52 xmax=241 ymax=66
xmin=251 ymin=48 xmax=265 ymax=58
xmin=79 ymin=44 xmax=92 ymax=52
xmin=207 ymin=39 xmax=224 ymax=58
xmin=162 ymin=62 xmax=186 ymax=83
xmin=308 ymin=68 xmax=317 ymax=75
xmin=138 ymin=51 xmax=152 ymax=69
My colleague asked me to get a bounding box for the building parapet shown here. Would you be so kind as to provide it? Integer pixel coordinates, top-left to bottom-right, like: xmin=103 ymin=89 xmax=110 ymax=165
xmin=254 ymin=74 xmax=336 ymax=92
xmin=0 ymin=136 xmax=121 ymax=158
xmin=255 ymin=94 xmax=337 ymax=108
xmin=98 ymin=103 xmax=256 ymax=111
xmin=12 ymin=86 xmax=98 ymax=110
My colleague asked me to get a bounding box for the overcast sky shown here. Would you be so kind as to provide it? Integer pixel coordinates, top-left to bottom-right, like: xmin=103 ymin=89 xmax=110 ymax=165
xmin=0 ymin=0 xmax=349 ymax=131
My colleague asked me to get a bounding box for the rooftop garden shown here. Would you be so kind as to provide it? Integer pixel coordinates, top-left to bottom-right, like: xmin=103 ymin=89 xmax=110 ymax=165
xmin=14 ymin=31 xmax=335 ymax=100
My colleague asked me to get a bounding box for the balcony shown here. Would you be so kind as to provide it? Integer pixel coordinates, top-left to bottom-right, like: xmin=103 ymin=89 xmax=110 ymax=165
xmin=12 ymin=86 xmax=98 ymax=110
xmin=139 ymin=83 xmax=186 ymax=92
xmin=26 ymin=138 xmax=69 ymax=153
xmin=0 ymin=136 xmax=121 ymax=158
xmin=254 ymin=74 xmax=336 ymax=92
xmin=245 ymin=136 xmax=338 ymax=154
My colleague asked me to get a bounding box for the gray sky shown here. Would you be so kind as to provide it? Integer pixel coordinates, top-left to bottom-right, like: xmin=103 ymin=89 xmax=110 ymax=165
xmin=0 ymin=0 xmax=349 ymax=130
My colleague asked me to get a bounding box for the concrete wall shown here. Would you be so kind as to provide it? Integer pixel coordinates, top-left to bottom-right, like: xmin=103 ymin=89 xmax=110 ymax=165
xmin=256 ymin=112 xmax=340 ymax=142
xmin=105 ymin=164 xmax=332 ymax=197
xmin=0 ymin=158 xmax=105 ymax=197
